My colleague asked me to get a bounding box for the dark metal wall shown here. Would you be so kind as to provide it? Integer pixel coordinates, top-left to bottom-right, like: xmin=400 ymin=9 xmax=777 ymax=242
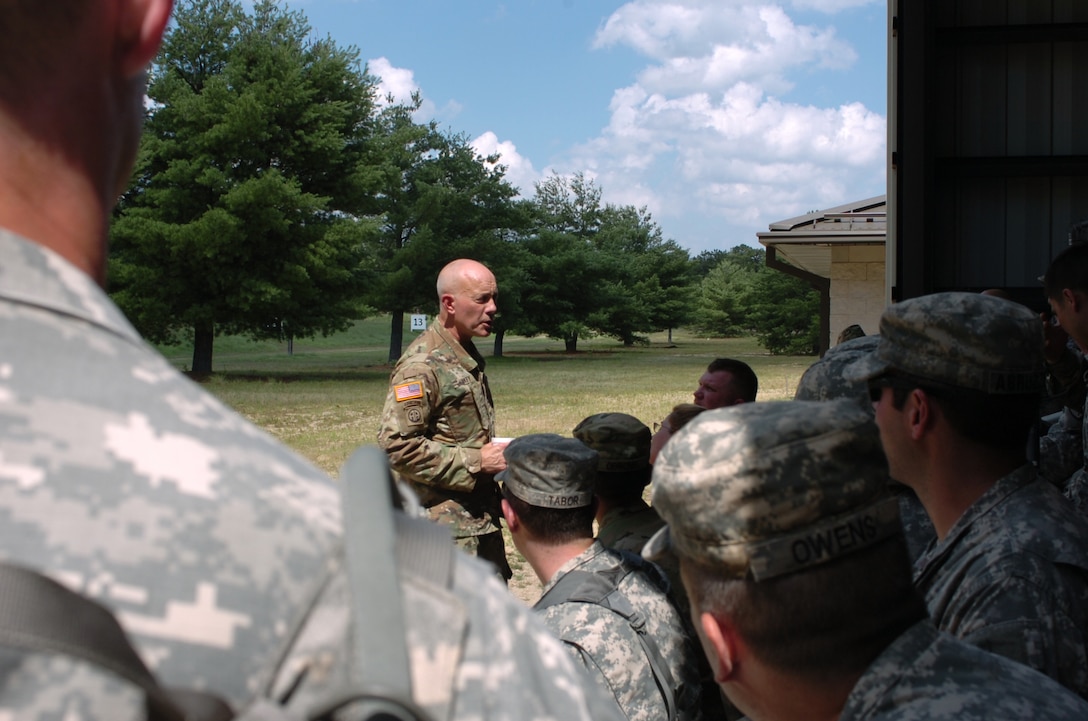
xmin=893 ymin=0 xmax=1088 ymax=310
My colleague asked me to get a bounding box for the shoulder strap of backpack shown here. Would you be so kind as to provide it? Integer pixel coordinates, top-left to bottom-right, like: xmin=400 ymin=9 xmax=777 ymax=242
xmin=0 ymin=561 xmax=232 ymax=721
xmin=535 ymin=555 xmax=681 ymax=721
xmin=312 ymin=445 xmax=452 ymax=721
xmin=0 ymin=447 xmax=456 ymax=721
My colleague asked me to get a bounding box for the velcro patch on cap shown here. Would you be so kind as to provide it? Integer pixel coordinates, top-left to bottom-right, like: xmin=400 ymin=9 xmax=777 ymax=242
xmin=394 ymin=381 xmax=424 ymax=402
xmin=747 ymin=497 xmax=901 ymax=582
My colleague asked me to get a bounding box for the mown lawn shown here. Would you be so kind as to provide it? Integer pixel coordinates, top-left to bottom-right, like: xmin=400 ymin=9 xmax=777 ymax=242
xmin=159 ymin=317 xmax=817 ymax=599
xmin=159 ymin=317 xmax=817 ymax=476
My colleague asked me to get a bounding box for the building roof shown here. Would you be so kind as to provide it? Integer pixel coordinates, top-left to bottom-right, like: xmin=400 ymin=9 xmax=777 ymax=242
xmin=756 ymin=195 xmax=886 ymax=278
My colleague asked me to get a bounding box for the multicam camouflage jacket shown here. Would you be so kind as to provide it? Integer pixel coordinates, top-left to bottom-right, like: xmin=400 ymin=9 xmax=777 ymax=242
xmin=840 ymin=621 xmax=1088 ymax=719
xmin=377 ymin=321 xmax=501 ymax=537
xmin=534 ymin=541 xmax=704 ymax=721
xmin=0 ymin=229 xmax=626 ymax=721
xmin=913 ymin=463 xmax=1088 ymax=699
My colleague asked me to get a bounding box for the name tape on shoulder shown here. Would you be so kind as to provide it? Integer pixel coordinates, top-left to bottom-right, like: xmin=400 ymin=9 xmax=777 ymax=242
xmin=394 ymin=381 xmax=424 ymax=402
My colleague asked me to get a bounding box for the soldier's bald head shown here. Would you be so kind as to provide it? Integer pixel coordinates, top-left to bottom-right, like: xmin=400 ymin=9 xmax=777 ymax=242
xmin=437 ymin=259 xmax=495 ymax=299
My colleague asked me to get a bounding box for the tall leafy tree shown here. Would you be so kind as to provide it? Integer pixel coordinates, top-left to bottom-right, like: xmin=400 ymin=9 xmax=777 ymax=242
xmin=516 ymin=173 xmax=694 ymax=350
xmin=591 ymin=204 xmax=695 ymax=345
xmin=360 ymin=96 xmax=524 ymax=362
xmin=694 ymin=244 xmax=818 ymax=354
xmin=109 ymin=0 xmax=376 ymax=374
xmin=749 ymin=268 xmax=820 ymax=354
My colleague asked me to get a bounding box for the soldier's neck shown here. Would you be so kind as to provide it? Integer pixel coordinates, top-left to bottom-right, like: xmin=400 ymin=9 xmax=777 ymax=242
xmin=528 ymin=537 xmax=595 ymax=586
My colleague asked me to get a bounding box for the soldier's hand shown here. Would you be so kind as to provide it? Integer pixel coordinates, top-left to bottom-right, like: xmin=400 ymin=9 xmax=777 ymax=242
xmin=480 ymin=442 xmax=509 ymax=474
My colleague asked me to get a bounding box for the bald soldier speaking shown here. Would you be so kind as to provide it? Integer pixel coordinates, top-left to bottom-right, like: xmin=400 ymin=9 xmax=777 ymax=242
xmin=378 ymin=259 xmax=512 ymax=580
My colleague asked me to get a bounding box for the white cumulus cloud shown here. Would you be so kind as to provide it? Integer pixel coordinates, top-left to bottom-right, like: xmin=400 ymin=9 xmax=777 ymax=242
xmin=555 ymin=0 xmax=886 ymax=251
xmin=367 ymin=57 xmax=436 ymax=121
xmin=471 ymin=132 xmax=540 ymax=198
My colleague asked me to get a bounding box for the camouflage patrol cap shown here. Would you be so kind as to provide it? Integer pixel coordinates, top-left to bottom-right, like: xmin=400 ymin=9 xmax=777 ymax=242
xmin=572 ymin=412 xmax=651 ymax=473
xmin=843 ymin=292 xmax=1045 ymax=394
xmin=497 ymin=433 xmax=598 ymax=509
xmin=794 ymin=335 xmax=882 ymax=409
xmin=644 ymin=400 xmax=900 ymax=582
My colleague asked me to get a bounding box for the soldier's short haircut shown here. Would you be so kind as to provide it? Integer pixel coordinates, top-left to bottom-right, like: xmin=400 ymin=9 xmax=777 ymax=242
xmin=683 ymin=534 xmax=925 ymax=681
xmin=504 ymin=489 xmax=595 ymax=545
xmin=706 ymin=358 xmax=758 ymax=402
xmin=594 ymin=467 xmax=652 ymax=505
xmin=1045 ymin=242 xmax=1088 ymax=299
xmin=0 ymin=2 xmax=87 ymax=104
xmin=888 ymin=380 xmax=1038 ymax=452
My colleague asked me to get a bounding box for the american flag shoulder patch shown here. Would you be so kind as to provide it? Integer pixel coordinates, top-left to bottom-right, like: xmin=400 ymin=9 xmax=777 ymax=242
xmin=394 ymin=381 xmax=424 ymax=402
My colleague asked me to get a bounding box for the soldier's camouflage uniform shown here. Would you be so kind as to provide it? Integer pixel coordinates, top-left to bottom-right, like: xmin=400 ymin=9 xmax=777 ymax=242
xmin=535 ymin=541 xmax=704 ymax=721
xmin=1039 ymin=345 xmax=1088 ymax=510
xmin=839 ymin=621 xmax=1088 ymax=720
xmin=377 ymin=321 xmax=508 ymax=574
xmin=912 ymin=463 xmax=1088 ymax=699
xmin=840 ymin=292 xmax=1088 ymax=699
xmin=0 ymin=230 xmax=626 ymax=721
xmin=598 ymin=505 xmax=664 ymax=553
xmin=647 ymin=399 xmax=1088 ymax=720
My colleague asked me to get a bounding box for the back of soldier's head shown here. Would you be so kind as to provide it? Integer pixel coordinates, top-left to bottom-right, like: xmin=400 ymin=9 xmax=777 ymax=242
xmin=844 ymin=292 xmax=1044 ymax=450
xmin=1045 ymin=242 xmax=1088 ymax=299
xmin=0 ymin=3 xmax=87 ymax=106
xmin=794 ymin=335 xmax=881 ymax=410
xmin=498 ymin=434 xmax=598 ymax=542
xmin=572 ymin=412 xmax=652 ymax=504
xmin=646 ymin=400 xmax=924 ymax=679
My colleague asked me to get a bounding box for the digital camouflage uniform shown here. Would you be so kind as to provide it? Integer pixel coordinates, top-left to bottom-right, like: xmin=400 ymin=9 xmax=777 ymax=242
xmin=842 ymin=292 xmax=1088 ymax=699
xmin=377 ymin=321 xmax=508 ymax=575
xmin=498 ymin=434 xmax=703 ymax=721
xmin=0 ymin=230 xmax=625 ymax=721
xmin=839 ymin=621 xmax=1088 ymax=720
xmin=535 ymin=541 xmax=704 ymax=721
xmin=571 ymin=413 xmax=667 ymax=555
xmin=573 ymin=413 xmax=729 ymax=721
xmin=911 ymin=463 xmax=1088 ymax=699
xmin=646 ymin=400 xmax=1088 ymax=720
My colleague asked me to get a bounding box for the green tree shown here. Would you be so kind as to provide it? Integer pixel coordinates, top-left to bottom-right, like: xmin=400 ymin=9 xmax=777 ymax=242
xmin=515 ymin=173 xmax=694 ymax=351
xmin=109 ymin=0 xmax=375 ymax=374
xmin=694 ymin=244 xmax=818 ymax=354
xmin=694 ymin=245 xmax=762 ymax=336
xmin=749 ymin=268 xmax=820 ymax=354
xmin=360 ymin=96 xmax=524 ymax=362
xmin=591 ymin=204 xmax=695 ymax=346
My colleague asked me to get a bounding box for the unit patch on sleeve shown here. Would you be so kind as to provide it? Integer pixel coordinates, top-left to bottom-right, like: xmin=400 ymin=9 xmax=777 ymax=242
xmin=394 ymin=381 xmax=424 ymax=402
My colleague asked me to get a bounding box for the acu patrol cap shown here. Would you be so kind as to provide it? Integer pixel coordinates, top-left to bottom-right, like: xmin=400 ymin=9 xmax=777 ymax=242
xmin=794 ymin=335 xmax=882 ymax=409
xmin=644 ymin=400 xmax=900 ymax=582
xmin=572 ymin=412 xmax=651 ymax=473
xmin=497 ymin=433 xmax=598 ymax=509
xmin=843 ymin=292 xmax=1045 ymax=395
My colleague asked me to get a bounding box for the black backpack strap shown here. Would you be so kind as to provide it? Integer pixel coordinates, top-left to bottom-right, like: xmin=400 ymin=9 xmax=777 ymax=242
xmin=0 ymin=562 xmax=232 ymax=721
xmin=313 ymin=446 xmax=447 ymax=721
xmin=535 ymin=557 xmax=681 ymax=721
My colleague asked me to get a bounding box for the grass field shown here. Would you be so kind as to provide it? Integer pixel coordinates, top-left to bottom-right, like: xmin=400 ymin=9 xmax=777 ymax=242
xmin=158 ymin=316 xmax=818 ymax=476
xmin=159 ymin=317 xmax=818 ymax=601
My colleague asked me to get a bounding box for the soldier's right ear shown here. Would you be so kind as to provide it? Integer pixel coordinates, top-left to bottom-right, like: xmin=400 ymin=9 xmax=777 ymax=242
xmin=699 ymin=611 xmax=737 ymax=684
xmin=500 ymin=498 xmax=519 ymax=532
xmin=116 ymin=0 xmax=174 ymax=78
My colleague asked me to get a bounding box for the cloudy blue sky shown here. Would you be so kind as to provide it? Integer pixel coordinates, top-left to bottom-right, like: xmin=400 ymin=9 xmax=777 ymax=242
xmin=283 ymin=0 xmax=888 ymax=254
